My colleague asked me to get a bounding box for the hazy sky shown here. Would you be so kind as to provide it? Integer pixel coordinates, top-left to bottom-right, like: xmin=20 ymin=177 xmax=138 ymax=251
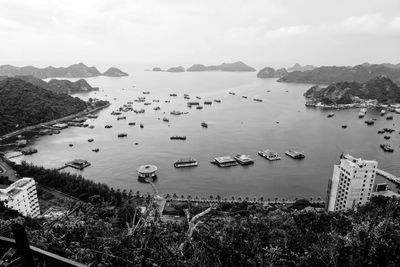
xmin=1 ymin=0 xmax=400 ymax=68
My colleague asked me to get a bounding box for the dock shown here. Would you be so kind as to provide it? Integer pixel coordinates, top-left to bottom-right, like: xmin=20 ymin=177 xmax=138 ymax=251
xmin=377 ymin=169 xmax=400 ymax=185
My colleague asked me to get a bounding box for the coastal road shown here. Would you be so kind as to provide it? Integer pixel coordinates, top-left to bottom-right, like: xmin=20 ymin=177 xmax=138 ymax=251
xmin=0 ymin=158 xmax=17 ymax=182
xmin=0 ymin=103 xmax=110 ymax=142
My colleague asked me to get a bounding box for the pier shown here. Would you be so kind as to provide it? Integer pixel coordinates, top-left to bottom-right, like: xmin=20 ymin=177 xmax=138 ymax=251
xmin=377 ymin=169 xmax=400 ymax=185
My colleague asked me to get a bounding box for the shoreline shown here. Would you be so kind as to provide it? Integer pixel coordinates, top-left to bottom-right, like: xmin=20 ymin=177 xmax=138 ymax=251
xmin=0 ymin=102 xmax=111 ymax=143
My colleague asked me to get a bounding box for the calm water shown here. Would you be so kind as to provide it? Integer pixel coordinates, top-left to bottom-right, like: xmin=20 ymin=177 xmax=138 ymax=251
xmin=8 ymin=67 xmax=400 ymax=198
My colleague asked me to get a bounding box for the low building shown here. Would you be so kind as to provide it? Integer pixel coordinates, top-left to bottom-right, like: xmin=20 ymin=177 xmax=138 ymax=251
xmin=0 ymin=177 xmax=40 ymax=218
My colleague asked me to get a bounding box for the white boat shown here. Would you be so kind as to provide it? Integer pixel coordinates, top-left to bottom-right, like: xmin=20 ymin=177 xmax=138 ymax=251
xmin=212 ymin=156 xmax=238 ymax=168
xmin=258 ymin=149 xmax=281 ymax=161
xmin=358 ymin=108 xmax=367 ymax=118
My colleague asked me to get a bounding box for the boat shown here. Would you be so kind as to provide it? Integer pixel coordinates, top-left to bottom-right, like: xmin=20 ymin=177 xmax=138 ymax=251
xmin=117 ymin=116 xmax=126 ymax=120
xmin=384 ymin=135 xmax=391 ymax=140
xmin=242 ymin=96 xmax=247 ymax=99
xmin=386 ymin=115 xmax=393 ymax=120
xmin=327 ymin=113 xmax=335 ymax=118
xmin=21 ymin=147 xmax=38 ymax=155
xmin=118 ymin=133 xmax=128 ymax=138
xmin=142 ymin=91 xmax=150 ymax=94
xmin=365 ymin=120 xmax=375 ymax=125
xmin=201 ymin=122 xmax=208 ymax=128
xmin=165 ymin=100 xmax=170 ymax=103
xmin=137 ymin=164 xmax=157 ymax=183
xmin=377 ymin=130 xmax=385 ymax=134
xmin=196 ymin=106 xmax=203 ymax=110
xmin=233 ymin=154 xmax=255 ymax=165
xmin=358 ymin=108 xmax=367 ymax=118
xmin=214 ymin=99 xmax=221 ymax=103
xmin=196 ymin=96 xmax=201 ymax=99
xmin=66 ymin=159 xmax=91 ymax=170
xmin=87 ymin=114 xmax=98 ymax=119
xmin=140 ymin=124 xmax=144 ymax=128
xmin=153 ymin=99 xmax=160 ymax=102
xmin=187 ymin=101 xmax=200 ymax=107
xmin=342 ymin=125 xmax=347 ymax=129
xmin=128 ymin=122 xmax=136 ymax=125
xmin=384 ymin=128 xmax=395 ymax=133
xmin=153 ymin=106 xmax=160 ymax=111
xmin=144 ymin=103 xmax=151 ymax=106
xmin=380 ymin=144 xmax=394 ymax=152
xmin=105 ymin=125 xmax=113 ymax=128
xmin=258 ymin=149 xmax=281 ymax=161
xmin=69 ymin=144 xmax=73 ymax=147
xmin=253 ymin=98 xmax=263 ymax=102
xmin=285 ymin=150 xmax=305 ymax=159
xmin=92 ymin=148 xmax=99 ymax=152
xmin=229 ymin=92 xmax=235 ymax=95
xmin=88 ymin=138 xmax=94 ymax=142
xmin=212 ymin=156 xmax=239 ymax=167
xmin=381 ymin=110 xmax=386 ymax=116
xmin=163 ymin=117 xmax=169 ymax=122
xmin=170 ymin=136 xmax=186 ymax=140
xmin=170 ymin=110 xmax=183 ymax=115
xmin=170 ymin=93 xmax=177 ymax=97
xmin=173 ymin=158 xmax=198 ymax=168
xmin=204 ymin=101 xmax=212 ymax=105
xmin=88 ymin=125 xmax=95 ymax=129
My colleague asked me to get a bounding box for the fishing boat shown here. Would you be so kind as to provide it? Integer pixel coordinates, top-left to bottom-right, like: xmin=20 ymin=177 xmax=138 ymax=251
xmin=229 ymin=92 xmax=235 ymax=95
xmin=170 ymin=110 xmax=183 ymax=115
xmin=327 ymin=113 xmax=335 ymax=118
xmin=285 ymin=150 xmax=305 ymax=159
xmin=169 ymin=93 xmax=177 ymax=97
xmin=253 ymin=98 xmax=263 ymax=102
xmin=173 ymin=158 xmax=198 ymax=168
xmin=380 ymin=144 xmax=394 ymax=152
xmin=365 ymin=120 xmax=374 ymax=125
xmin=242 ymin=96 xmax=247 ymax=99
xmin=170 ymin=136 xmax=186 ymax=140
xmin=140 ymin=124 xmax=144 ymax=128
xmin=386 ymin=115 xmax=393 ymax=120
xmin=214 ymin=99 xmax=221 ymax=103
xmin=128 ymin=122 xmax=136 ymax=125
xmin=88 ymin=138 xmax=94 ymax=142
xmin=358 ymin=108 xmax=367 ymax=118
xmin=196 ymin=106 xmax=203 ymax=110
xmin=384 ymin=135 xmax=391 ymax=140
xmin=118 ymin=133 xmax=128 ymax=138
xmin=258 ymin=149 xmax=281 ymax=161
xmin=92 ymin=148 xmax=99 ymax=152
xmin=105 ymin=125 xmax=113 ymax=128
xmin=342 ymin=125 xmax=348 ymax=129
xmin=163 ymin=117 xmax=169 ymax=122
xmin=233 ymin=154 xmax=255 ymax=165
xmin=204 ymin=101 xmax=212 ymax=105
xmin=201 ymin=122 xmax=208 ymax=128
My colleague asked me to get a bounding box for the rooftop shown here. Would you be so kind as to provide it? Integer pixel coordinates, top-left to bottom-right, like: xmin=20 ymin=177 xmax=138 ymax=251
xmin=341 ymin=153 xmax=377 ymax=168
xmin=214 ymin=156 xmax=236 ymax=163
xmin=137 ymin=165 xmax=158 ymax=173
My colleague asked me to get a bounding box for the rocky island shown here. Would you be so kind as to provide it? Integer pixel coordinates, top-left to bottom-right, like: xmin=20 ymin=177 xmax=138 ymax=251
xmin=287 ymin=63 xmax=316 ymax=72
xmin=278 ymin=63 xmax=400 ymax=84
xmin=0 ymin=63 xmax=128 ymax=79
xmin=166 ymin=66 xmax=185 ymax=72
xmin=0 ymin=75 xmax=99 ymax=94
xmin=304 ymin=75 xmax=400 ymax=106
xmin=152 ymin=67 xmax=163 ymax=71
xmin=187 ymin=61 xmax=256 ymax=72
xmin=257 ymin=67 xmax=288 ymax=78
xmin=102 ymin=67 xmax=128 ymax=77
xmin=0 ymin=77 xmax=88 ymax=135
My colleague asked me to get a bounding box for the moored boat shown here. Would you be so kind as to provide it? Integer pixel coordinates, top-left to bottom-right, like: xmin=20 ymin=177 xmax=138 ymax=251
xmin=285 ymin=150 xmax=305 ymax=159
xmin=118 ymin=133 xmax=128 ymax=138
xmin=201 ymin=122 xmax=208 ymax=128
xmin=173 ymin=158 xmax=198 ymax=168
xmin=327 ymin=112 xmax=335 ymax=118
xmin=258 ymin=149 xmax=281 ymax=161
xmin=233 ymin=154 xmax=255 ymax=165
xmin=380 ymin=144 xmax=394 ymax=152
xmin=170 ymin=136 xmax=186 ymax=140
xmin=212 ymin=156 xmax=238 ymax=167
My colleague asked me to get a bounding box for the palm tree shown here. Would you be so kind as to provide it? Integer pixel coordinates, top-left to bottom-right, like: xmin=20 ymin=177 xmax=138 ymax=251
xmin=216 ymin=195 xmax=221 ymax=201
xmin=209 ymin=195 xmax=214 ymax=200
xmin=253 ymin=196 xmax=257 ymax=202
xmin=166 ymin=193 xmax=171 ymax=199
xmin=181 ymin=195 xmax=185 ymax=199
xmin=187 ymin=195 xmax=192 ymax=200
xmin=173 ymin=193 xmax=178 ymax=199
xmin=231 ymin=196 xmax=235 ymax=201
xmin=310 ymin=197 xmax=313 ymax=202
xmin=267 ymin=198 xmax=271 ymax=203
xmin=245 ymin=196 xmax=249 ymax=202
xmin=259 ymin=196 xmax=264 ymax=202
xmin=238 ymin=196 xmax=242 ymax=202
xmin=274 ymin=197 xmax=278 ymax=203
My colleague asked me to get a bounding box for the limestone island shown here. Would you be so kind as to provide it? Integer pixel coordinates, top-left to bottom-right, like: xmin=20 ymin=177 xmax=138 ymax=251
xmin=257 ymin=67 xmax=288 ymax=78
xmin=187 ymin=61 xmax=256 ymax=72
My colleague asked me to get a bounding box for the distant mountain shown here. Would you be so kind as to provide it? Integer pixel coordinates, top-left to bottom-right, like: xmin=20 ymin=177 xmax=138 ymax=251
xmin=287 ymin=63 xmax=316 ymax=72
xmin=102 ymin=67 xmax=128 ymax=77
xmin=187 ymin=61 xmax=256 ymax=72
xmin=152 ymin=67 xmax=163 ymax=71
xmin=279 ymin=64 xmax=400 ymax=85
xmin=304 ymin=75 xmax=400 ymax=105
xmin=257 ymin=67 xmax=288 ymax=78
xmin=166 ymin=66 xmax=185 ymax=72
xmin=0 ymin=63 xmax=128 ymax=79
xmin=0 ymin=78 xmax=87 ymax=135
xmin=0 ymin=75 xmax=98 ymax=94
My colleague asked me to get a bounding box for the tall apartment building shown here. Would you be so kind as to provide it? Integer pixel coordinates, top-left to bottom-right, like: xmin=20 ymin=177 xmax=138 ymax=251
xmin=326 ymin=154 xmax=377 ymax=212
xmin=0 ymin=177 xmax=40 ymax=218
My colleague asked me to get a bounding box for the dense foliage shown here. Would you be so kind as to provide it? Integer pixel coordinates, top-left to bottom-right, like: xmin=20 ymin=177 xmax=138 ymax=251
xmin=304 ymin=76 xmax=400 ymax=104
xmin=3 ymin=161 xmax=400 ymax=266
xmin=0 ymin=78 xmax=87 ymax=135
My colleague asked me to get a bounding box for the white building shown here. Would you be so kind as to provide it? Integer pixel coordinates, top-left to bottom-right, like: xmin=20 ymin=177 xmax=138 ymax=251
xmin=0 ymin=177 xmax=40 ymax=218
xmin=326 ymin=154 xmax=377 ymax=212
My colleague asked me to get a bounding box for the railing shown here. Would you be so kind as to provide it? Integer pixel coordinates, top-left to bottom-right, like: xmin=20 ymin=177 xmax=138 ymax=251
xmin=0 ymin=223 xmax=86 ymax=267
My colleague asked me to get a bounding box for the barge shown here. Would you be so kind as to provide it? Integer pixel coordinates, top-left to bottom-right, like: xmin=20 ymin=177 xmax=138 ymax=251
xmin=211 ymin=156 xmax=238 ymax=168
xmin=66 ymin=159 xmax=91 ymax=170
xmin=258 ymin=149 xmax=281 ymax=161
xmin=233 ymin=154 xmax=254 ymax=165
xmin=173 ymin=158 xmax=198 ymax=168
xmin=285 ymin=150 xmax=305 ymax=159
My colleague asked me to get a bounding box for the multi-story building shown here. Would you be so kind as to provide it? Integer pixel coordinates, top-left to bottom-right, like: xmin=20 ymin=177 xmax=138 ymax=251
xmin=0 ymin=177 xmax=40 ymax=218
xmin=326 ymin=154 xmax=377 ymax=212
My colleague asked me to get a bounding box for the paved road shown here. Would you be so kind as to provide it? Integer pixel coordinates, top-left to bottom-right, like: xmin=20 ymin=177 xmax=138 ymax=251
xmin=0 ymin=103 xmax=110 ymax=142
xmin=0 ymin=158 xmax=17 ymax=181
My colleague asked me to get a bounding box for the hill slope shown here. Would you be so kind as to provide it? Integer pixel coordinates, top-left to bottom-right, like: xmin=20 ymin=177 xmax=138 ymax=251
xmin=279 ymin=64 xmax=400 ymax=84
xmin=0 ymin=63 xmax=128 ymax=79
xmin=0 ymin=75 xmax=98 ymax=94
xmin=0 ymin=78 xmax=87 ymax=135
xmin=304 ymin=76 xmax=400 ymax=104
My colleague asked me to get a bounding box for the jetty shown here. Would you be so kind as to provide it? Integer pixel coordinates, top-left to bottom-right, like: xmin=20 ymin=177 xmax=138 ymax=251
xmin=377 ymin=169 xmax=400 ymax=185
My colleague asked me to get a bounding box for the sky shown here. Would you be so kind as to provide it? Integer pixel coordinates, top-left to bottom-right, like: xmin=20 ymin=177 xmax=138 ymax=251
xmin=1 ymin=0 xmax=400 ymax=69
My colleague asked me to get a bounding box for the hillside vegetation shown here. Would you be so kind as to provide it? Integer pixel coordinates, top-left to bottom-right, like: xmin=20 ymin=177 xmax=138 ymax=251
xmin=0 ymin=162 xmax=399 ymax=266
xmin=304 ymin=75 xmax=400 ymax=105
xmin=0 ymin=78 xmax=87 ymax=135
